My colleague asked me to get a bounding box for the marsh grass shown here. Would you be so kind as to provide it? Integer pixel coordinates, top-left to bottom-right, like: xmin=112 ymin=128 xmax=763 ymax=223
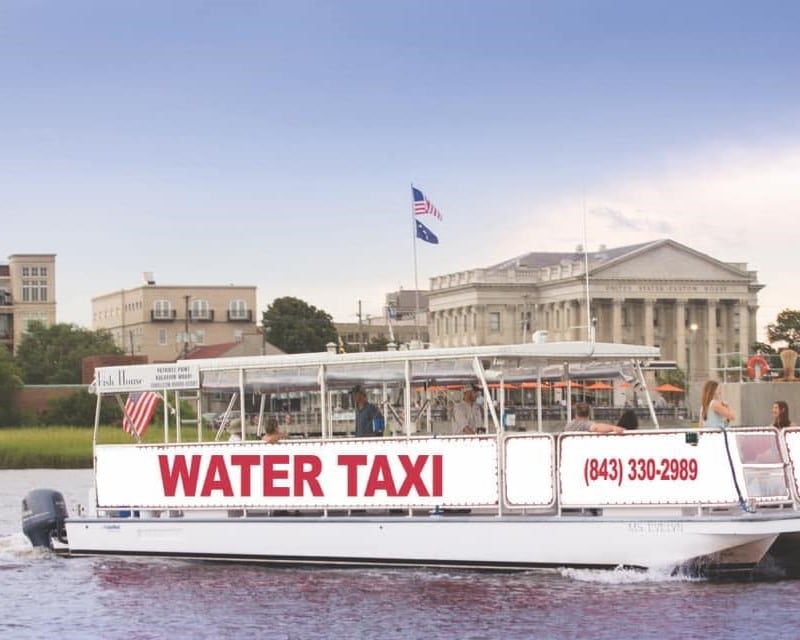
xmin=0 ymin=425 xmax=218 ymax=468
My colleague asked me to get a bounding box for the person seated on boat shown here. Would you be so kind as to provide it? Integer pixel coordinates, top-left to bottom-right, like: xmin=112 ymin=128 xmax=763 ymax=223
xmin=351 ymin=384 xmax=384 ymax=437
xmin=616 ymin=409 xmax=639 ymax=430
xmin=699 ymin=380 xmax=735 ymax=428
xmin=227 ymin=418 xmax=243 ymax=442
xmin=565 ymin=402 xmax=624 ymax=434
xmin=771 ymin=400 xmax=794 ymax=428
xmin=452 ymin=385 xmax=483 ymax=435
xmin=262 ymin=416 xmax=284 ymax=443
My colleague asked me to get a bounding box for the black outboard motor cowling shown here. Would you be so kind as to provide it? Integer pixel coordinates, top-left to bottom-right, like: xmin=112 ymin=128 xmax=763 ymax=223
xmin=22 ymin=489 xmax=68 ymax=548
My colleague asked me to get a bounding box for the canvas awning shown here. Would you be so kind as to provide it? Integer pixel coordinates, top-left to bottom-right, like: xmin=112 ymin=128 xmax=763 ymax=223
xmin=654 ymin=383 xmax=684 ymax=393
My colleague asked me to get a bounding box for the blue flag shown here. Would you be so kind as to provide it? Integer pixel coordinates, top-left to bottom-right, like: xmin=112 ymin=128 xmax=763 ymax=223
xmin=415 ymin=220 xmax=439 ymax=244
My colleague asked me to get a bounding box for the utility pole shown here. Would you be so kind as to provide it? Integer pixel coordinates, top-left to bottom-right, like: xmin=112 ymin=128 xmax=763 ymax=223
xmin=357 ymin=300 xmax=364 ymax=352
xmin=182 ymin=294 xmax=190 ymax=358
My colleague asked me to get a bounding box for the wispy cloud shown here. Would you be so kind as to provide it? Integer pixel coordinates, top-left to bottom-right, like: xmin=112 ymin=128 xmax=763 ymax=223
xmin=506 ymin=143 xmax=800 ymax=338
xmin=590 ymin=206 xmax=673 ymax=234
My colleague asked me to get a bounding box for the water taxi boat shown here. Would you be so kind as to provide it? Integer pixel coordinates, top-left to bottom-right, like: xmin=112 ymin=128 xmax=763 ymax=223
xmin=21 ymin=340 xmax=800 ymax=578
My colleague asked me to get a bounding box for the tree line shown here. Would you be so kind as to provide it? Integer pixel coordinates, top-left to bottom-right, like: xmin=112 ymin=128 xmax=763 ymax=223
xmin=0 ymin=296 xmax=351 ymax=426
xmin=3 ymin=302 xmax=798 ymax=427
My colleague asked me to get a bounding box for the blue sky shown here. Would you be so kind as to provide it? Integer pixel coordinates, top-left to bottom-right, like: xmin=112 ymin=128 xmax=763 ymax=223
xmin=2 ymin=1 xmax=798 ymax=339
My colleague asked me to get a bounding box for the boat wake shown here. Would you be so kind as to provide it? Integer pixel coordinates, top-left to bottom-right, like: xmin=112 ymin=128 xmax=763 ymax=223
xmin=559 ymin=565 xmax=703 ymax=584
xmin=0 ymin=531 xmax=51 ymax=563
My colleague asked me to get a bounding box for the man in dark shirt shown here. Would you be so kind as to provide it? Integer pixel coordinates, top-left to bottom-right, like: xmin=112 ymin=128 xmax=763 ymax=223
xmin=352 ymin=384 xmax=384 ymax=437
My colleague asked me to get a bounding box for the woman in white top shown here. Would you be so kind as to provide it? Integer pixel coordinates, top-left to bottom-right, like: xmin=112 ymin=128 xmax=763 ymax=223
xmin=700 ymin=380 xmax=735 ymax=428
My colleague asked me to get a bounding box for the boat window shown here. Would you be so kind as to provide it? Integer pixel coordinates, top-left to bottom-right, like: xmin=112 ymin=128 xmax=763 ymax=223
xmin=736 ymin=432 xmax=781 ymax=464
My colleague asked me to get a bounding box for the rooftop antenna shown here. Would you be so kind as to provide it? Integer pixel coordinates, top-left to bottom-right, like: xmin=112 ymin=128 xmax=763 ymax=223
xmin=582 ymin=191 xmax=594 ymax=343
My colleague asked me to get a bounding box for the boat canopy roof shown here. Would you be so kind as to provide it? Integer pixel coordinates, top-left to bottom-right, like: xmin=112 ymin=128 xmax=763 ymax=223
xmin=92 ymin=341 xmax=659 ymax=395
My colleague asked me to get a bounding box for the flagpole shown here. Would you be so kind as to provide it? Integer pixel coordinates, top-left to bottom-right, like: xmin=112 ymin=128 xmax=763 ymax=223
xmin=411 ymin=183 xmax=420 ymax=341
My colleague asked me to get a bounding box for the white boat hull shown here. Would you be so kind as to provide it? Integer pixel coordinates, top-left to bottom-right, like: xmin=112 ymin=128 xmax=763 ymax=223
xmin=63 ymin=513 xmax=800 ymax=575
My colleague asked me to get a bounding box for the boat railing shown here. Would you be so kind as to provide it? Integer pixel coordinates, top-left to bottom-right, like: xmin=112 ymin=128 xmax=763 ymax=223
xmin=89 ymin=427 xmax=800 ymax=521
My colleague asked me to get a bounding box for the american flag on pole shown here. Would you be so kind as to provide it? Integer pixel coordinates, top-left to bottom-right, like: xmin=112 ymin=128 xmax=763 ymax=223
xmin=412 ymin=187 xmax=442 ymax=220
xmin=122 ymin=391 xmax=160 ymax=437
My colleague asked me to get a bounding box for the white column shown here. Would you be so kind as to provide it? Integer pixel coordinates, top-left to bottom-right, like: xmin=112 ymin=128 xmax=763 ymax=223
xmin=675 ymin=299 xmax=687 ymax=370
xmin=738 ymin=299 xmax=750 ymax=358
xmin=578 ymin=299 xmax=588 ymax=341
xmin=707 ymin=301 xmax=718 ymax=379
xmin=475 ymin=305 xmax=486 ymax=346
xmin=612 ymin=299 xmax=623 ymax=344
xmin=644 ymin=299 xmax=655 ymax=346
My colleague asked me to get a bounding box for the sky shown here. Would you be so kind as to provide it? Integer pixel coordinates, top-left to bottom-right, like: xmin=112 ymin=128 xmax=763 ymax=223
xmin=2 ymin=1 xmax=798 ymax=341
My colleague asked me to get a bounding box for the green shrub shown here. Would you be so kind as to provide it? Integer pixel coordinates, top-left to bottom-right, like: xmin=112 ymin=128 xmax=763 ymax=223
xmin=42 ymin=392 xmax=122 ymax=426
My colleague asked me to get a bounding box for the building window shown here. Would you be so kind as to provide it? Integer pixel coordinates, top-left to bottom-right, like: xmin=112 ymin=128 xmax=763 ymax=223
xmin=229 ymin=299 xmax=248 ymax=320
xmin=158 ymin=329 xmax=167 ymax=346
xmin=191 ymin=299 xmax=211 ymax=320
xmin=21 ymin=312 xmax=48 ymax=332
xmin=489 ymin=312 xmax=501 ymax=332
xmin=454 ymin=316 xmax=459 ymax=334
xmin=21 ymin=276 xmax=47 ymax=302
xmin=153 ymin=300 xmax=172 ymax=319
xmin=653 ymin=307 xmax=660 ymax=328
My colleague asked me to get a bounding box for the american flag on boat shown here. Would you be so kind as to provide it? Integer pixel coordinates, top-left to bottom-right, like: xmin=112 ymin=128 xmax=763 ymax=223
xmin=123 ymin=391 xmax=160 ymax=437
xmin=412 ymin=187 xmax=442 ymax=220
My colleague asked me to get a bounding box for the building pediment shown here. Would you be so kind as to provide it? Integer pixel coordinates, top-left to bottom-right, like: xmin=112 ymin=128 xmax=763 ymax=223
xmin=590 ymin=240 xmax=752 ymax=282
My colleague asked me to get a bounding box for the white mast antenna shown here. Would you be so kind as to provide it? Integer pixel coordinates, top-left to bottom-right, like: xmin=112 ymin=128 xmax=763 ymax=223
xmin=582 ymin=191 xmax=594 ymax=343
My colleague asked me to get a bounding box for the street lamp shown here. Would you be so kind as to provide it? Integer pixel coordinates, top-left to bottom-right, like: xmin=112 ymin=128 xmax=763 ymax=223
xmin=687 ymin=322 xmax=698 ymax=421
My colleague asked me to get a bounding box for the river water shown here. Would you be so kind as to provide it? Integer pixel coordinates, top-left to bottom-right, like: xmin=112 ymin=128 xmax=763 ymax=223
xmin=2 ymin=469 xmax=799 ymax=639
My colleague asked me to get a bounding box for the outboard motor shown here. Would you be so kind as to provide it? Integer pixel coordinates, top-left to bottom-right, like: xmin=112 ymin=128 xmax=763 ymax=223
xmin=21 ymin=489 xmax=68 ymax=549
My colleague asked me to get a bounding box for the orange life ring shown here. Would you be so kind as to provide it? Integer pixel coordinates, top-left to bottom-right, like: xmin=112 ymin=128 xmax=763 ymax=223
xmin=747 ymin=355 xmax=770 ymax=380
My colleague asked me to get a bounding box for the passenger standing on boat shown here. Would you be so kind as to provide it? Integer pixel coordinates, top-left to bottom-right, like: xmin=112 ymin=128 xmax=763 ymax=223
xmin=771 ymin=401 xmax=794 ymax=428
xmin=452 ymin=385 xmax=483 ymax=434
xmin=565 ymin=402 xmax=624 ymax=434
xmin=227 ymin=418 xmax=243 ymax=442
xmin=616 ymin=409 xmax=639 ymax=430
xmin=351 ymin=385 xmax=384 ymax=437
xmin=261 ymin=417 xmax=284 ymax=443
xmin=700 ymin=380 xmax=735 ymax=428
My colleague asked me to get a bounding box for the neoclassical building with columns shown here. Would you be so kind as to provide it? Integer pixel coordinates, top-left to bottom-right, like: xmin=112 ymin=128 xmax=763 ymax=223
xmin=427 ymin=240 xmax=762 ymax=383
